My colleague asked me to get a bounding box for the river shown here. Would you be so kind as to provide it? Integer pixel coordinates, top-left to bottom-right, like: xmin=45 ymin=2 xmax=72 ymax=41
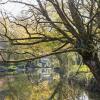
xmin=0 ymin=74 xmax=100 ymax=100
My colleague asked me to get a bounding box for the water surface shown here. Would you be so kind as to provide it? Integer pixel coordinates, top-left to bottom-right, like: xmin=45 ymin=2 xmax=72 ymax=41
xmin=0 ymin=74 xmax=100 ymax=100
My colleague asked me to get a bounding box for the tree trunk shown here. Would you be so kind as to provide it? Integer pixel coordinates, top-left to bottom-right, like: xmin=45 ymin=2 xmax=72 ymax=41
xmin=82 ymin=52 xmax=100 ymax=86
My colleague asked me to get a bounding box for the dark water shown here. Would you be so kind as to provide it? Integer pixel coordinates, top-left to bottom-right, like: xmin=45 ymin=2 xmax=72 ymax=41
xmin=0 ymin=74 xmax=100 ymax=100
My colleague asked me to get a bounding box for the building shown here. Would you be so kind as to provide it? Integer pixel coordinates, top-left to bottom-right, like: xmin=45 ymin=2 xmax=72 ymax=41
xmin=0 ymin=36 xmax=7 ymax=61
xmin=37 ymin=57 xmax=53 ymax=81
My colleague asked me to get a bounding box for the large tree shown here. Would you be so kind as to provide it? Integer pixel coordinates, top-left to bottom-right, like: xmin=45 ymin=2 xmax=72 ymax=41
xmin=0 ymin=0 xmax=100 ymax=84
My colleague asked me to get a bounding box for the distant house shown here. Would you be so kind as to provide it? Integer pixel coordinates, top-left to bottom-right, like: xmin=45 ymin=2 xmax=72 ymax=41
xmin=0 ymin=36 xmax=8 ymax=61
xmin=0 ymin=36 xmax=7 ymax=50
xmin=37 ymin=57 xmax=53 ymax=81
xmin=0 ymin=36 xmax=9 ymax=70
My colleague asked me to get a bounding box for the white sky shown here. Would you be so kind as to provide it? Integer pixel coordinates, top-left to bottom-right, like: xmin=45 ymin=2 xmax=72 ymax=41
xmin=0 ymin=0 xmax=36 ymax=16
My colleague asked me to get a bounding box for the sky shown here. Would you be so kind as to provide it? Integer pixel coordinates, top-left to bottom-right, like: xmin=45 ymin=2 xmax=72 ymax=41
xmin=0 ymin=0 xmax=35 ymax=16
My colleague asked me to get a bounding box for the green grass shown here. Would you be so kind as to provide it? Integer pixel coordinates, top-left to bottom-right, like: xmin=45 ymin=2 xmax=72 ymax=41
xmin=72 ymin=64 xmax=90 ymax=72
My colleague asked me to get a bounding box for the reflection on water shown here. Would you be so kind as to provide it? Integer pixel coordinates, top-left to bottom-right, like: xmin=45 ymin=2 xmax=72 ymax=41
xmin=76 ymin=91 xmax=100 ymax=100
xmin=76 ymin=92 xmax=88 ymax=100
xmin=0 ymin=74 xmax=100 ymax=100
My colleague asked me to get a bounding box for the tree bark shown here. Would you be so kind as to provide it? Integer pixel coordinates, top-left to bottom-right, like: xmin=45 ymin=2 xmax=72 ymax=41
xmin=82 ymin=52 xmax=100 ymax=86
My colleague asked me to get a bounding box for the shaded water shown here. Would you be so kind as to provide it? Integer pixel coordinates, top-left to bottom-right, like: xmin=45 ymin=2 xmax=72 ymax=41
xmin=0 ymin=74 xmax=100 ymax=100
